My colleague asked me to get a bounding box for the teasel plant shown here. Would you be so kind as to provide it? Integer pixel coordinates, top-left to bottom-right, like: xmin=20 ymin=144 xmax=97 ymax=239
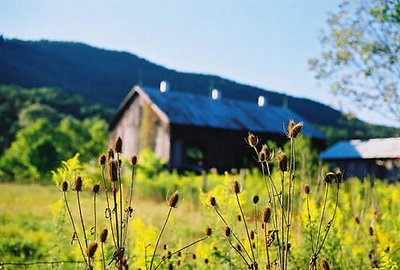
xmin=245 ymin=120 xmax=303 ymax=269
xmin=61 ymin=175 xmax=103 ymax=270
xmin=209 ymin=183 xmax=258 ymax=269
xmin=148 ymin=191 xmax=212 ymax=270
xmin=307 ymin=171 xmax=341 ymax=270
xmin=98 ymin=136 xmax=137 ymax=269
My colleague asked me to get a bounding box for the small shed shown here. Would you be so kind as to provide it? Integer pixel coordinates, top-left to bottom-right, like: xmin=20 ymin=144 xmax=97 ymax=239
xmin=109 ymin=84 xmax=326 ymax=172
xmin=320 ymin=137 xmax=400 ymax=181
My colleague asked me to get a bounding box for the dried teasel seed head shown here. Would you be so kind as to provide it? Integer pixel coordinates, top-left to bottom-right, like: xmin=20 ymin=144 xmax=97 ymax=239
xmin=114 ymin=137 xmax=123 ymax=153
xmin=276 ymin=150 xmax=287 ymax=172
xmin=61 ymin=180 xmax=68 ymax=192
xmin=236 ymin=244 xmax=241 ymax=251
xmin=176 ymin=260 xmax=181 ymax=266
xmin=247 ymin=132 xmax=258 ymax=148
xmin=74 ymin=176 xmax=83 ymax=192
xmin=86 ymin=242 xmax=98 ymax=258
xmin=163 ymin=244 xmax=168 ymax=250
xmin=98 ymin=154 xmax=106 ymax=166
xmin=324 ymin=172 xmax=336 ymax=184
xmin=167 ymin=191 xmax=179 ymax=208
xmin=237 ymin=214 xmax=242 ymax=222
xmin=92 ymin=184 xmax=100 ymax=194
xmin=252 ymin=195 xmax=259 ymax=204
xmin=304 ymin=184 xmax=310 ymax=195
xmin=232 ymin=180 xmax=240 ymax=194
xmin=258 ymin=144 xmax=271 ymax=162
xmin=168 ymin=263 xmax=173 ymax=270
xmin=250 ymin=230 xmax=255 ymax=240
xmin=261 ymin=207 xmax=271 ymax=223
xmin=100 ymin=228 xmax=108 ymax=243
xmin=204 ymin=258 xmax=209 ymax=264
xmin=210 ymin=196 xmax=217 ymax=207
xmin=335 ymin=170 xmax=343 ymax=183
xmin=288 ymin=119 xmax=295 ymax=135
xmin=107 ymin=148 xmax=115 ymax=161
xmin=320 ymin=259 xmax=330 ymax=270
xmin=130 ymin=155 xmax=137 ymax=166
xmin=288 ymin=120 xmax=303 ymax=138
xmin=355 ymin=216 xmax=360 ymax=224
xmin=369 ymin=226 xmax=374 ymax=236
xmin=107 ymin=161 xmax=118 ymax=182
xmin=192 ymin=253 xmax=196 ymax=260
xmin=177 ymin=251 xmax=181 ymax=257
xmin=205 ymin=227 xmax=212 ymax=236
xmin=224 ymin=226 xmax=231 ymax=237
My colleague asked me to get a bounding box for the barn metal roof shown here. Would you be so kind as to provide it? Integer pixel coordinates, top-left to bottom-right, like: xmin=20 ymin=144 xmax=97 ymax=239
xmin=110 ymin=85 xmax=326 ymax=140
xmin=320 ymin=137 xmax=400 ymax=160
xmin=145 ymin=86 xmax=325 ymax=139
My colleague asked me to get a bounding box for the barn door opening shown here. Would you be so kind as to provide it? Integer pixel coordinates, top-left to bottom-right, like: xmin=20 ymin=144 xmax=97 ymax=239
xmin=185 ymin=143 xmax=205 ymax=172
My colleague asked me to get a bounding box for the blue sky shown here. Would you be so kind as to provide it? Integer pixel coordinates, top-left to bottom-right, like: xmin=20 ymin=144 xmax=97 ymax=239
xmin=0 ymin=0 xmax=396 ymax=127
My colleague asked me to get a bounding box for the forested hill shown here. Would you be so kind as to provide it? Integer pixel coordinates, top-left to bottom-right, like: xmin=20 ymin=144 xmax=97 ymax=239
xmin=0 ymin=37 xmax=398 ymax=142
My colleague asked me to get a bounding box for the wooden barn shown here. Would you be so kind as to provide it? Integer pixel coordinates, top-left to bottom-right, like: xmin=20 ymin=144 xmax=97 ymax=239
xmin=109 ymin=84 xmax=326 ymax=172
xmin=320 ymin=137 xmax=400 ymax=181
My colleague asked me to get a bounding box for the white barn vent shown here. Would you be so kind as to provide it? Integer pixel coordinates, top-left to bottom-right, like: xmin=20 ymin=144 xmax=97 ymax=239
xmin=160 ymin=80 xmax=169 ymax=93
xmin=211 ymin=88 xmax=219 ymax=100
xmin=258 ymin=96 xmax=265 ymax=107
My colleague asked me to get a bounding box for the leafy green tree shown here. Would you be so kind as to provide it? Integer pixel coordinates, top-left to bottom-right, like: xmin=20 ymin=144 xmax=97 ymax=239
xmin=18 ymin=103 xmax=62 ymax=127
xmin=0 ymin=116 xmax=108 ymax=182
xmin=309 ymin=0 xmax=400 ymax=123
xmin=0 ymin=85 xmax=113 ymax=154
xmin=0 ymin=119 xmax=62 ymax=181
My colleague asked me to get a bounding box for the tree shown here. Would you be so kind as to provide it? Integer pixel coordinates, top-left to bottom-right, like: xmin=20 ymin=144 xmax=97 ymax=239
xmin=309 ymin=0 xmax=400 ymax=123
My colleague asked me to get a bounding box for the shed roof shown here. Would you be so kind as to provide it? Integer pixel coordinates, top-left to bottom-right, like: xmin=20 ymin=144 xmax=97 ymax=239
xmin=320 ymin=137 xmax=400 ymax=160
xmin=110 ymin=85 xmax=325 ymax=140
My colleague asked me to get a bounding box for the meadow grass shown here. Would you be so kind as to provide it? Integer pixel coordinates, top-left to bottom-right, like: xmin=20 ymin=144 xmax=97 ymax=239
xmin=2 ymin=173 xmax=400 ymax=269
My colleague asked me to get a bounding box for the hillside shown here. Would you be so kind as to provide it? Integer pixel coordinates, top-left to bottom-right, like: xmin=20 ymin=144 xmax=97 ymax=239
xmin=0 ymin=37 xmax=398 ymax=142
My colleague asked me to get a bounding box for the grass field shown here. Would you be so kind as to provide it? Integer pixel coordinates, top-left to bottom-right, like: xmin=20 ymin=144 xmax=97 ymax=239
xmin=0 ymin=182 xmax=206 ymax=269
xmin=1 ymin=172 xmax=400 ymax=269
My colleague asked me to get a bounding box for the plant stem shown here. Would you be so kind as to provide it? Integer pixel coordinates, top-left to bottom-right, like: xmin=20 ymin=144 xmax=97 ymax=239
xmin=101 ymin=242 xmax=106 ymax=270
xmin=316 ymin=182 xmax=339 ymax=255
xmin=226 ymin=236 xmax=251 ymax=268
xmin=149 ymin=207 xmax=172 ymax=270
xmin=306 ymin=193 xmax=315 ymax=253
xmin=236 ymin=193 xmax=257 ymax=268
xmin=280 ymin=171 xmax=285 ymax=270
xmin=285 ymin=139 xmax=296 ymax=268
xmin=93 ymin=193 xmax=97 ymax=241
xmin=315 ymin=183 xmax=329 ymax=250
xmin=254 ymin=204 xmax=259 ymax=262
xmin=112 ymin=182 xmax=120 ymax=250
xmin=76 ymin=191 xmax=88 ymax=249
xmin=153 ymin=236 xmax=208 ymax=270
xmin=213 ymin=207 xmax=252 ymax=262
xmin=101 ymin=166 xmax=117 ymax=248
xmin=265 ymin=162 xmax=282 ymax=261
xmin=63 ymin=192 xmax=88 ymax=267
xmin=123 ymin=166 xmax=136 ymax=247
xmin=118 ymin=153 xmax=123 ymax=248
xmin=264 ymin=224 xmax=270 ymax=270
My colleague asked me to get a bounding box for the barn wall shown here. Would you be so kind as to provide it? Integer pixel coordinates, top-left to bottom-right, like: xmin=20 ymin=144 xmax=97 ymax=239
xmin=169 ymin=125 xmax=288 ymax=172
xmin=327 ymin=159 xmax=400 ymax=181
xmin=109 ymin=96 xmax=170 ymax=161
xmin=109 ymin=97 xmax=142 ymax=157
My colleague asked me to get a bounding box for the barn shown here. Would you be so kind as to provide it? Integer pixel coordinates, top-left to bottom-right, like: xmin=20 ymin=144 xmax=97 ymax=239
xmin=320 ymin=137 xmax=400 ymax=181
xmin=109 ymin=83 xmax=326 ymax=172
